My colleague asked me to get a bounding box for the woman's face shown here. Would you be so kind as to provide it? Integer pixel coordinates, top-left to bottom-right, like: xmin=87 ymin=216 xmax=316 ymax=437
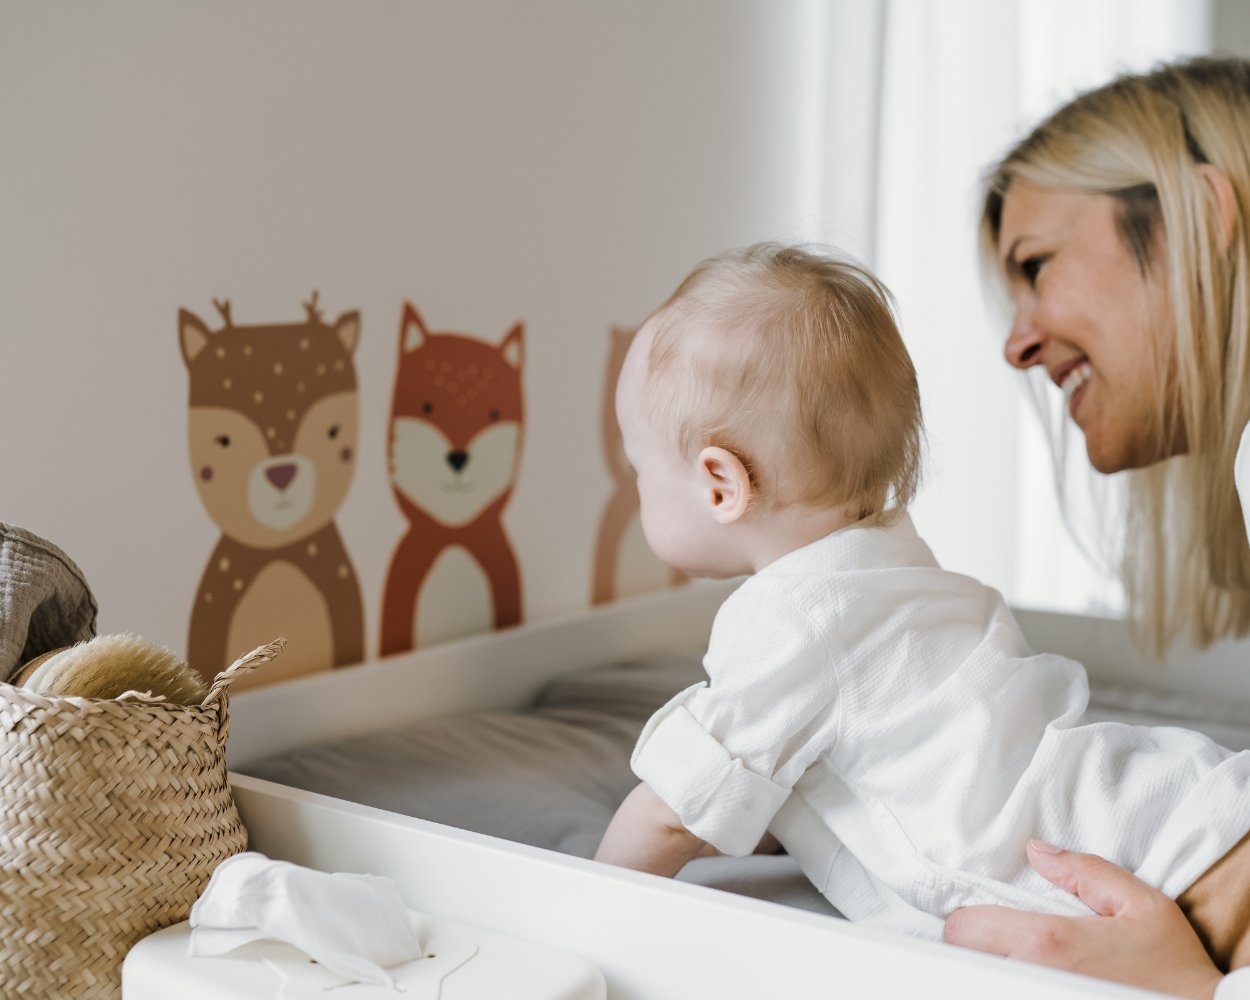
xmin=998 ymin=179 xmax=1181 ymax=473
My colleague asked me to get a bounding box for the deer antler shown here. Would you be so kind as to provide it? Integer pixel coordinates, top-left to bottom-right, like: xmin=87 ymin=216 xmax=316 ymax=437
xmin=303 ymin=290 xmax=324 ymax=323
xmin=212 ymin=299 xmax=233 ymax=327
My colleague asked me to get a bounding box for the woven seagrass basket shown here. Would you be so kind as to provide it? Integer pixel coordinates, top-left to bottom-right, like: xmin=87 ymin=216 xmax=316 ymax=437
xmin=0 ymin=637 xmax=285 ymax=999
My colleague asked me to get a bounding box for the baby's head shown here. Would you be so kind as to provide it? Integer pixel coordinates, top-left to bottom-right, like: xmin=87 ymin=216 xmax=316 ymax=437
xmin=616 ymin=243 xmax=922 ymax=572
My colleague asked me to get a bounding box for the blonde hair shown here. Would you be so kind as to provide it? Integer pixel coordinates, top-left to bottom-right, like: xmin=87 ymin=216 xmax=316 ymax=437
xmin=980 ymin=56 xmax=1250 ymax=654
xmin=644 ymin=242 xmax=922 ymax=521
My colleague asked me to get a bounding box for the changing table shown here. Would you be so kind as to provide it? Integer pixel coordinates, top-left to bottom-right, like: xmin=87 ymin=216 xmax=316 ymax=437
xmin=203 ymin=584 xmax=1241 ymax=998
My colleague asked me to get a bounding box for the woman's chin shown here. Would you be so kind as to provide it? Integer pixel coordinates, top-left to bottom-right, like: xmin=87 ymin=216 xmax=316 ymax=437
xmin=1084 ymin=434 xmax=1176 ymax=475
xmin=1081 ymin=427 xmax=1129 ymax=474
xmin=1085 ymin=447 xmax=1125 ymax=475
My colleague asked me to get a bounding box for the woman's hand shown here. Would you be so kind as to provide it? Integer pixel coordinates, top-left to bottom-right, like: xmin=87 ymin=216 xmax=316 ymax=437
xmin=943 ymin=840 xmax=1223 ymax=999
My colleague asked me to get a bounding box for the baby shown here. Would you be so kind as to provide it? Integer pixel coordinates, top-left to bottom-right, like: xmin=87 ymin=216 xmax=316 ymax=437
xmin=594 ymin=242 xmax=1250 ymax=969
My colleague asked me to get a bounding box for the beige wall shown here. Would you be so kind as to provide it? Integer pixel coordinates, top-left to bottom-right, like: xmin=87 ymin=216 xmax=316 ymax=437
xmin=4 ymin=2 xmax=1239 ymax=684
xmin=0 ymin=2 xmax=839 ymax=681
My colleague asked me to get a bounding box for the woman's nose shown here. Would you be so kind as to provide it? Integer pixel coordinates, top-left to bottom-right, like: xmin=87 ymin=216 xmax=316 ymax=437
xmin=1004 ymin=314 xmax=1045 ymax=370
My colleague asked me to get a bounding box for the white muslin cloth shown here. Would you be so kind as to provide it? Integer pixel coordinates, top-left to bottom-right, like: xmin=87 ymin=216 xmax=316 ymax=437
xmin=188 ymin=852 xmax=422 ymax=985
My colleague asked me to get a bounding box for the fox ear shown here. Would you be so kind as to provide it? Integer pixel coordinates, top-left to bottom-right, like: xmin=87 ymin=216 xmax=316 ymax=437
xmin=179 ymin=308 xmax=211 ymax=366
xmin=401 ymin=302 xmax=430 ymax=354
xmin=500 ymin=322 xmax=524 ymax=369
xmin=334 ymin=310 xmax=361 ymax=355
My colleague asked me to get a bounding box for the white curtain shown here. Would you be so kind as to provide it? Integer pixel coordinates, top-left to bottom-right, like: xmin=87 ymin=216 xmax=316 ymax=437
xmin=814 ymin=0 xmax=1214 ymax=614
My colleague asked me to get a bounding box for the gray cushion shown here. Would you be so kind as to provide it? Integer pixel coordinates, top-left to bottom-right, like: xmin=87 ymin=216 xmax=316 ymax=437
xmin=239 ymin=654 xmax=705 ymax=859
xmin=240 ymin=652 xmax=840 ymax=916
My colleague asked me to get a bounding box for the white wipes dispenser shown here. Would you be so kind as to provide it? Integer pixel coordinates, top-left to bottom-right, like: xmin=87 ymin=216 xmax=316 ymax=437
xmin=123 ymin=853 xmax=605 ymax=999
xmin=123 ymin=910 xmax=606 ymax=1000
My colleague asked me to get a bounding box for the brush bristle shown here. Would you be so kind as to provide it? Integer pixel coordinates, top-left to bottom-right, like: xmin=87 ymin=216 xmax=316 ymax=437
xmin=28 ymin=633 xmax=209 ymax=704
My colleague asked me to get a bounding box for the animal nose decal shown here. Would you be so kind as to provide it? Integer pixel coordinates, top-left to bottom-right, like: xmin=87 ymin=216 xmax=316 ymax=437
xmin=446 ymin=450 xmax=469 ymax=472
xmin=266 ymin=463 xmax=298 ymax=491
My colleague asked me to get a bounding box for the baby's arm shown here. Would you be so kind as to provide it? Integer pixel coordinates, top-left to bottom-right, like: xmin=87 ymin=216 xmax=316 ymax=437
xmin=595 ymin=781 xmax=708 ymax=877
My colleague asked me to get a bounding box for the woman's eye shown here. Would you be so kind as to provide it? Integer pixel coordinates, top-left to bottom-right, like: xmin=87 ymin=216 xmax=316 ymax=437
xmin=1020 ymin=256 xmax=1046 ymax=285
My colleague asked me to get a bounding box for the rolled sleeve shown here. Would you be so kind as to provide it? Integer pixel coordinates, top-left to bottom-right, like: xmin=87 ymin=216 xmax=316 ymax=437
xmin=632 ymin=689 xmax=792 ymax=857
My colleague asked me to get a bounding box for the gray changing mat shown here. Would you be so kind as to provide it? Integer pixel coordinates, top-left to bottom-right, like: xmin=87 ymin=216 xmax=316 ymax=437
xmin=244 ymin=655 xmax=696 ymax=859
xmin=239 ymin=652 xmax=839 ymax=914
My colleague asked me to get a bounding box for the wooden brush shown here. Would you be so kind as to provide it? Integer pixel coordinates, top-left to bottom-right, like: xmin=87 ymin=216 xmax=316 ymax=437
xmin=14 ymin=633 xmax=209 ymax=704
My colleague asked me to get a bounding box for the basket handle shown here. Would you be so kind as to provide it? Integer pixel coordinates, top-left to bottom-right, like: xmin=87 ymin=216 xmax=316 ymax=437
xmin=202 ymin=637 xmax=287 ymax=708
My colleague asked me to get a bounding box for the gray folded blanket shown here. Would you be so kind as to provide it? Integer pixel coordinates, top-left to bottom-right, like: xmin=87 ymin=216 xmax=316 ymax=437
xmin=0 ymin=522 xmax=97 ymax=682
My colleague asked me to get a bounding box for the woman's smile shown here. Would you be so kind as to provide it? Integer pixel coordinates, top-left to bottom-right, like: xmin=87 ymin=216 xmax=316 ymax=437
xmin=1056 ymin=360 xmax=1092 ymax=417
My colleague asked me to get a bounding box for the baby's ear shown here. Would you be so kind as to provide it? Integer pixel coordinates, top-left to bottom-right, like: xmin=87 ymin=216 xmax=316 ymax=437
xmin=697 ymin=446 xmax=752 ymax=524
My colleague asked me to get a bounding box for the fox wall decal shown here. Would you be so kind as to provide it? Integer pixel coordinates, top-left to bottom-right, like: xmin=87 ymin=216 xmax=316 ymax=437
xmin=379 ymin=302 xmax=525 ymax=655
xmin=179 ymin=294 xmax=365 ymax=688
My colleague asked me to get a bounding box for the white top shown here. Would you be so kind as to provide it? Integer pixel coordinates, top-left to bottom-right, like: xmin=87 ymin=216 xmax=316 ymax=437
xmin=1237 ymin=420 xmax=1250 ymax=545
xmin=632 ymin=512 xmax=1250 ymax=940
xmin=1219 ymin=968 xmax=1250 ymax=1000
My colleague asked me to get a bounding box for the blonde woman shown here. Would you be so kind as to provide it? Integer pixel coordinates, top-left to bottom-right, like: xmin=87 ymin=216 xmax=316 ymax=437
xmin=945 ymin=57 xmax=1250 ymax=998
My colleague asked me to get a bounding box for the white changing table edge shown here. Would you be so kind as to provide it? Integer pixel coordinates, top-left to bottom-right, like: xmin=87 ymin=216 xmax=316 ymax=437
xmin=231 ymin=774 xmax=1169 ymax=1000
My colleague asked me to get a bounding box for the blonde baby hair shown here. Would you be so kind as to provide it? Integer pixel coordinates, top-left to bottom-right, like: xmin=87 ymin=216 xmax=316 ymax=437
xmin=980 ymin=56 xmax=1250 ymax=654
xmin=643 ymin=242 xmax=922 ymax=522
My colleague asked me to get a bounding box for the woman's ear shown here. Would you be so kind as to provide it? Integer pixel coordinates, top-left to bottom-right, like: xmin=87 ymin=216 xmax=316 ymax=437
xmin=1197 ymin=163 xmax=1238 ymax=250
xmin=697 ymin=446 xmax=752 ymax=524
